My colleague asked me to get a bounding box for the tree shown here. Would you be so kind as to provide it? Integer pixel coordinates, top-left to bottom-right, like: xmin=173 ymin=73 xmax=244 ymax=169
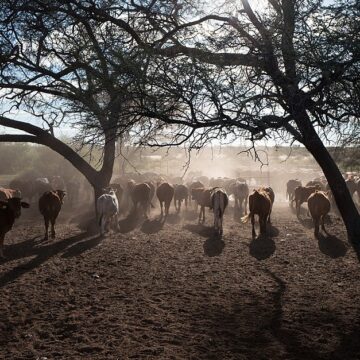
xmin=0 ymin=0 xmax=145 ymax=205
xmin=83 ymin=0 xmax=360 ymax=248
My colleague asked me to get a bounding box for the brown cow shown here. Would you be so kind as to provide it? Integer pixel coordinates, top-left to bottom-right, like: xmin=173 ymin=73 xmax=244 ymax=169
xmin=293 ymin=185 xmax=320 ymax=217
xmin=191 ymin=187 xmax=213 ymax=224
xmin=129 ymin=182 xmax=152 ymax=218
xmin=156 ymin=182 xmax=175 ymax=220
xmin=0 ymin=196 xmax=30 ymax=257
xmin=39 ymin=190 xmax=66 ymax=240
xmin=307 ymin=191 xmax=331 ymax=236
xmin=286 ymin=179 xmax=302 ymax=203
xmin=174 ymin=184 xmax=189 ymax=212
xmin=241 ymin=189 xmax=271 ymax=238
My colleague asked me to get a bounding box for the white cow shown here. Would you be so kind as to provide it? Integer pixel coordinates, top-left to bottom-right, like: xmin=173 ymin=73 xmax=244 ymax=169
xmin=211 ymin=188 xmax=229 ymax=235
xmin=97 ymin=189 xmax=119 ymax=235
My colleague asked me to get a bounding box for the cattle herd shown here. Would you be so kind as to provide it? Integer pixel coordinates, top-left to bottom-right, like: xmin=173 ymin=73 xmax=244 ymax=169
xmin=0 ymin=171 xmax=360 ymax=258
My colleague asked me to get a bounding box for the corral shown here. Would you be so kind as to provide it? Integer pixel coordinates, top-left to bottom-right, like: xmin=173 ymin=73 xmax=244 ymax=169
xmin=1 ymin=201 xmax=359 ymax=360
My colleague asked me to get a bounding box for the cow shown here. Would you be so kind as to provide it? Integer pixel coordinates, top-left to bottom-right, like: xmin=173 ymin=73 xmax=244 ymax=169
xmin=293 ymin=185 xmax=320 ymax=217
xmin=0 ymin=196 xmax=30 ymax=258
xmin=191 ymin=187 xmax=213 ymax=224
xmin=156 ymin=182 xmax=175 ymax=220
xmin=188 ymin=181 xmax=204 ymax=208
xmin=96 ymin=189 xmax=119 ymax=235
xmin=174 ymin=184 xmax=189 ymax=212
xmin=39 ymin=190 xmax=66 ymax=240
xmin=233 ymin=181 xmax=249 ymax=217
xmin=241 ymin=188 xmax=272 ymax=238
xmin=307 ymin=191 xmax=331 ymax=236
xmin=129 ymin=182 xmax=152 ymax=219
xmin=211 ymin=188 xmax=229 ymax=235
xmin=286 ymin=179 xmax=302 ymax=203
xmin=306 ymin=180 xmax=325 ymax=191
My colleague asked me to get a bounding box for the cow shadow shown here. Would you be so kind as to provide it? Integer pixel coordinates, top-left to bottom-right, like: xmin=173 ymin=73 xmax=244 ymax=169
xmin=141 ymin=219 xmax=163 ymax=234
xmin=118 ymin=211 xmax=140 ymax=233
xmin=203 ymin=235 xmax=225 ymax=257
xmin=184 ymin=224 xmax=214 ymax=238
xmin=317 ymin=232 xmax=348 ymax=258
xmin=0 ymin=232 xmax=98 ymax=288
xmin=266 ymin=223 xmax=280 ymax=237
xmin=249 ymin=233 xmax=276 ymax=260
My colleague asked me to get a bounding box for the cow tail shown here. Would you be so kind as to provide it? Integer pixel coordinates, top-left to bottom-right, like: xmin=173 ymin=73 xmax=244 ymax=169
xmin=99 ymin=213 xmax=103 ymax=227
xmin=241 ymin=213 xmax=251 ymax=223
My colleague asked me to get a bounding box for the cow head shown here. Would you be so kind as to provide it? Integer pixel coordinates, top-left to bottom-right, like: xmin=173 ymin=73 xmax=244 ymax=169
xmin=0 ymin=198 xmax=30 ymax=218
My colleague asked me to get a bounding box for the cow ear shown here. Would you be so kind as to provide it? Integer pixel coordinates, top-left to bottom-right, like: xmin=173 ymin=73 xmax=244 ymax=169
xmin=21 ymin=202 xmax=30 ymax=208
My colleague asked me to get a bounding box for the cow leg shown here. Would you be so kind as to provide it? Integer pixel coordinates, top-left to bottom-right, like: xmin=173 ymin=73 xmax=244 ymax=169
xmin=321 ymin=215 xmax=326 ymax=232
xmin=51 ymin=215 xmax=57 ymax=239
xmin=0 ymin=233 xmax=5 ymax=258
xmin=245 ymin=197 xmax=248 ymax=215
xmin=44 ymin=216 xmax=49 ymax=240
xmin=314 ymin=217 xmax=320 ymax=236
xmin=251 ymin=214 xmax=256 ymax=238
xmin=160 ymin=201 xmax=164 ymax=218
xmin=165 ymin=201 xmax=170 ymax=218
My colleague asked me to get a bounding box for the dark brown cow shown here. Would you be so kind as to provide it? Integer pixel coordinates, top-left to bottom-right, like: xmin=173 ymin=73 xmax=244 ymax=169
xmin=293 ymin=185 xmax=320 ymax=217
xmin=191 ymin=187 xmax=213 ymax=224
xmin=241 ymin=189 xmax=272 ymax=238
xmin=174 ymin=184 xmax=189 ymax=212
xmin=286 ymin=179 xmax=302 ymax=203
xmin=0 ymin=197 xmax=30 ymax=257
xmin=129 ymin=182 xmax=152 ymax=218
xmin=39 ymin=190 xmax=66 ymax=240
xmin=156 ymin=182 xmax=175 ymax=220
xmin=307 ymin=191 xmax=331 ymax=236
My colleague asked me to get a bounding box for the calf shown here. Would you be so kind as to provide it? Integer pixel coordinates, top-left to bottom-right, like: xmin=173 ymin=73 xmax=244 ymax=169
xmin=96 ymin=189 xmax=119 ymax=235
xmin=192 ymin=187 xmax=213 ymax=224
xmin=241 ymin=189 xmax=271 ymax=238
xmin=156 ymin=182 xmax=175 ymax=220
xmin=293 ymin=185 xmax=319 ymax=217
xmin=39 ymin=190 xmax=66 ymax=240
xmin=307 ymin=191 xmax=331 ymax=236
xmin=211 ymin=188 xmax=229 ymax=235
xmin=174 ymin=184 xmax=189 ymax=212
xmin=0 ymin=197 xmax=30 ymax=257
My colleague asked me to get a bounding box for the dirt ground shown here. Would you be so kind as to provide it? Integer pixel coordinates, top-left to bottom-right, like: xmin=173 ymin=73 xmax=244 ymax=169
xmin=1 ymin=200 xmax=360 ymax=360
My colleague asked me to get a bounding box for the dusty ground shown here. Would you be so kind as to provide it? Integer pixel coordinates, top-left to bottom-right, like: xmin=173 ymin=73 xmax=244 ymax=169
xmin=1 ymin=201 xmax=360 ymax=360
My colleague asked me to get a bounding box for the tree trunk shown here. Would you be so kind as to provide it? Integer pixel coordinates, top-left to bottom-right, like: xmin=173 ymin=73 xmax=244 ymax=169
xmin=300 ymin=123 xmax=360 ymax=256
